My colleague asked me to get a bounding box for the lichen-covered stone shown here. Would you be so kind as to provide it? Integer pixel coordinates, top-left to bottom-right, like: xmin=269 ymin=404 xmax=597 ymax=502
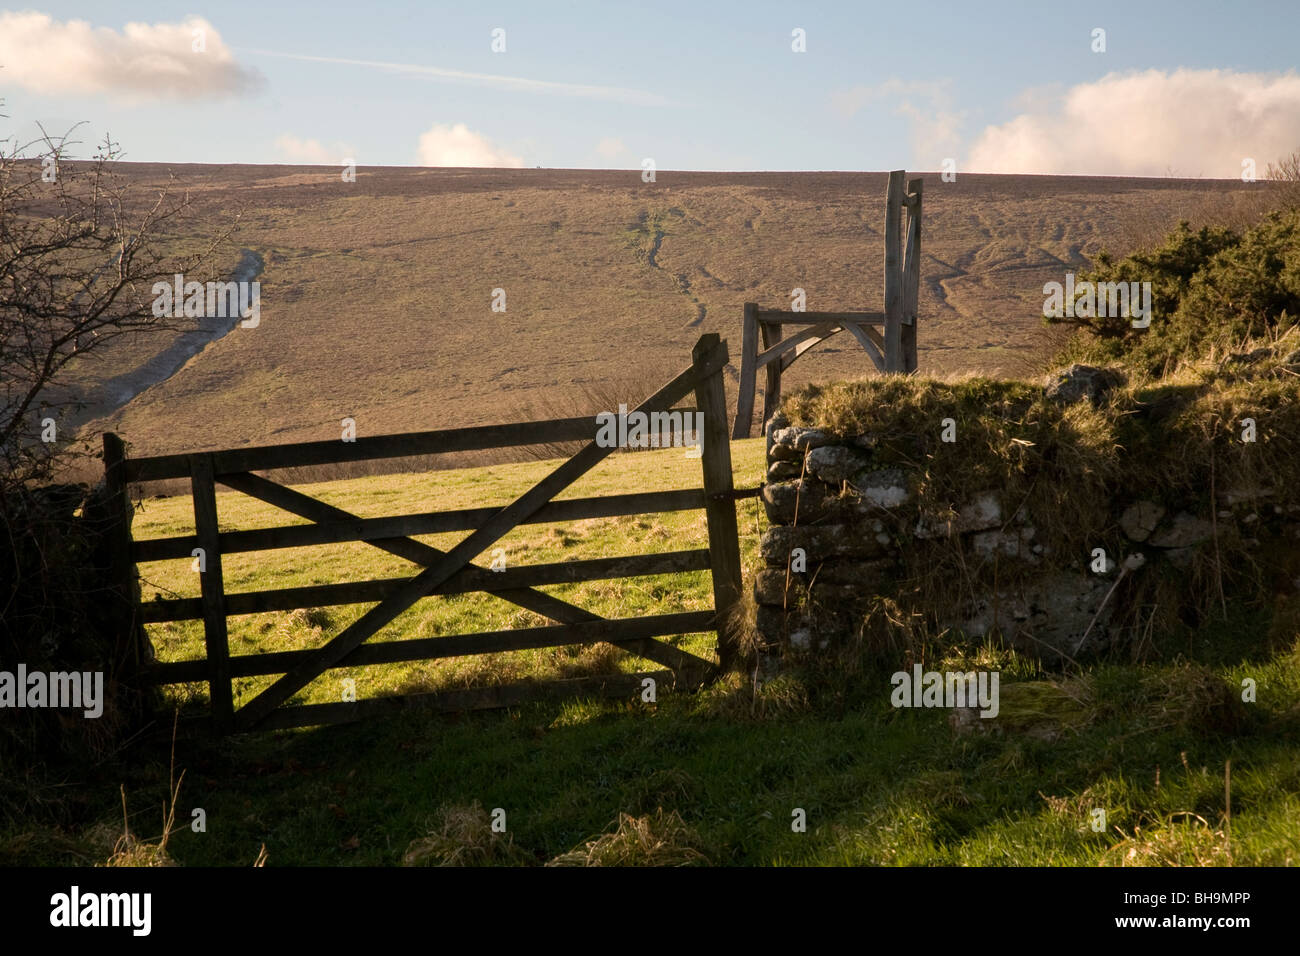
xmin=760 ymin=479 xmax=835 ymax=524
xmin=806 ymin=445 xmax=871 ymax=484
xmin=769 ymin=442 xmax=804 ymax=462
xmin=759 ymin=524 xmax=889 ymax=564
xmin=961 ymin=572 xmax=1114 ymax=662
xmin=767 ymin=460 xmax=803 ymax=482
xmin=916 ymin=491 xmax=1002 ymax=538
xmin=1120 ymin=500 xmax=1165 ymax=542
xmin=847 ymin=467 xmax=912 ymax=510
xmin=769 ymin=426 xmax=832 ymax=460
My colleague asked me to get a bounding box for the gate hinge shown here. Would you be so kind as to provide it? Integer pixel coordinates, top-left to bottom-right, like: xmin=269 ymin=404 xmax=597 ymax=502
xmin=710 ymin=485 xmax=763 ymax=501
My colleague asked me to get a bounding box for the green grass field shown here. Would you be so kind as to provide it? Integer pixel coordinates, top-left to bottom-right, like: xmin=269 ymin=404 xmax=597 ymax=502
xmin=14 ymin=438 xmax=1288 ymax=867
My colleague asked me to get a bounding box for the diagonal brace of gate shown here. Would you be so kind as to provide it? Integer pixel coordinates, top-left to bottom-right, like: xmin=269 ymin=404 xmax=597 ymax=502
xmin=219 ymin=471 xmax=599 ymax=624
xmin=217 ymin=471 xmax=709 ymax=676
xmin=234 ymin=336 xmax=730 ymax=730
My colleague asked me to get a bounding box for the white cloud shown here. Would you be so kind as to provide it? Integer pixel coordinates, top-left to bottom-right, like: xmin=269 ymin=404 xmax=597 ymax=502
xmin=0 ymin=12 xmax=262 ymax=99
xmin=595 ymin=137 xmax=626 ymax=159
xmin=896 ymin=102 xmax=965 ymax=165
xmin=831 ymin=79 xmax=965 ymax=164
xmin=274 ymin=135 xmax=354 ymax=165
xmin=967 ymin=69 xmax=1300 ymax=177
xmin=417 ymin=123 xmax=524 ymax=168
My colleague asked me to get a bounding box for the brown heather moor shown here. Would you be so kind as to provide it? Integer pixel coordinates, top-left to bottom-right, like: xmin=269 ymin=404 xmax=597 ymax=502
xmin=67 ymin=164 xmax=1272 ymax=459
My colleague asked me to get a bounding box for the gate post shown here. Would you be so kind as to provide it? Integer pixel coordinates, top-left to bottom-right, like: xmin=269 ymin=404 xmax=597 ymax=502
xmin=732 ymin=302 xmax=759 ymax=439
xmin=884 ymin=170 xmax=906 ymax=373
xmin=101 ymin=433 xmax=143 ymax=670
xmin=190 ymin=454 xmax=234 ymax=733
xmin=759 ymin=318 xmax=783 ymax=435
xmin=902 ymin=177 xmax=923 ymax=374
xmin=692 ymin=334 xmax=743 ymax=672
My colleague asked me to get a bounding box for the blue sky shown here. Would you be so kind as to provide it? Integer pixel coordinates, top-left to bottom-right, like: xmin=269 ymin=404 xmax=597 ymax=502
xmin=3 ymin=1 xmax=1299 ymax=174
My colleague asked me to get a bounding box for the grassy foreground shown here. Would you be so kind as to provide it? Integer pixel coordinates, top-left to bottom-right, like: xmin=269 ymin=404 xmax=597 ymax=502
xmin=5 ymin=437 xmax=1299 ymax=866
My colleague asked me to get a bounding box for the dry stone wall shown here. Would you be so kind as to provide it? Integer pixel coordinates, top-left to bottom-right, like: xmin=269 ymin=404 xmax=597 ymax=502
xmin=754 ymin=393 xmax=1300 ymax=664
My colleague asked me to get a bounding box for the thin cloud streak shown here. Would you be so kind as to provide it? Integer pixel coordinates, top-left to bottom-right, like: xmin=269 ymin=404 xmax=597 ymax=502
xmin=243 ymin=48 xmax=673 ymax=106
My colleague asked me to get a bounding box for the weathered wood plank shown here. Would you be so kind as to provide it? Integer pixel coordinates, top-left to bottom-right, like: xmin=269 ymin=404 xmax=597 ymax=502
xmin=189 ymin=455 xmax=233 ymax=733
xmin=732 ymin=302 xmax=760 ymax=439
xmin=101 ymin=434 xmax=143 ymax=670
xmin=755 ymin=323 xmax=839 ymax=368
xmin=124 ymin=410 xmax=694 ymax=483
xmin=132 ymin=487 xmax=707 ymax=562
xmin=843 ymin=321 xmax=887 ymax=371
xmin=620 ymin=636 xmax=717 ymax=675
xmin=141 ymin=549 xmax=711 ymax=622
xmin=753 ymin=310 xmax=885 ymax=324
xmin=693 ymin=335 xmax=743 ymax=672
xmin=901 ymin=178 xmax=923 ymax=373
xmin=147 ymin=610 xmax=718 ymax=683
xmin=884 ymin=170 xmax=906 ymax=373
xmin=760 ymin=319 xmax=783 ymax=434
xmin=232 ymin=338 xmax=730 ymax=731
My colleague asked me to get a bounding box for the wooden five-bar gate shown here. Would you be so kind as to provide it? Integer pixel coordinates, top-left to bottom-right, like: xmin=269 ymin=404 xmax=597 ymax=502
xmin=105 ymin=334 xmax=744 ymax=735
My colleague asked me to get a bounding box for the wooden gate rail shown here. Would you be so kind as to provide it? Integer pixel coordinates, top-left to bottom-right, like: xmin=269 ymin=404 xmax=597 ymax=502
xmin=123 ymin=415 xmax=612 ymax=482
xmin=111 ymin=333 xmax=742 ymax=734
xmin=148 ymin=611 xmax=716 ymax=683
xmin=141 ymin=550 xmax=711 ymax=623
xmin=131 ymin=487 xmax=708 ymax=561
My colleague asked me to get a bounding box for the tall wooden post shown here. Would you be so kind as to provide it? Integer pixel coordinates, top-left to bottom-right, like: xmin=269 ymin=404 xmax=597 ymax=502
xmin=692 ymin=334 xmax=742 ymax=672
xmin=901 ymin=178 xmax=923 ymax=374
xmin=732 ymin=302 xmax=760 ymax=439
xmin=759 ymin=318 xmax=783 ymax=434
xmin=883 ymin=170 xmax=906 ymax=373
xmin=190 ymin=454 xmax=234 ymax=733
xmin=101 ymin=433 xmax=141 ymax=670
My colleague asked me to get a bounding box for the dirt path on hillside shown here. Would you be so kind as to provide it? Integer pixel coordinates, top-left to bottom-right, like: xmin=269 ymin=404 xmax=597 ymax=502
xmin=67 ymin=249 xmax=265 ymax=432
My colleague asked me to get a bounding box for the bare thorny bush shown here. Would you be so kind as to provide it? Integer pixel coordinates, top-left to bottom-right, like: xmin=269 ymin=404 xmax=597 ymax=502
xmin=1 ymin=112 xmax=239 ymax=764
xmin=1 ymin=123 xmax=236 ymax=492
xmin=1265 ymin=149 xmax=1300 ymax=212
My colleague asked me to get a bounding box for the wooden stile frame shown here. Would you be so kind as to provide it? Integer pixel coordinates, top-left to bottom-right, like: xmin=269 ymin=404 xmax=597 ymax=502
xmin=109 ymin=334 xmax=746 ymax=735
xmin=731 ymin=171 xmax=923 ymax=438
